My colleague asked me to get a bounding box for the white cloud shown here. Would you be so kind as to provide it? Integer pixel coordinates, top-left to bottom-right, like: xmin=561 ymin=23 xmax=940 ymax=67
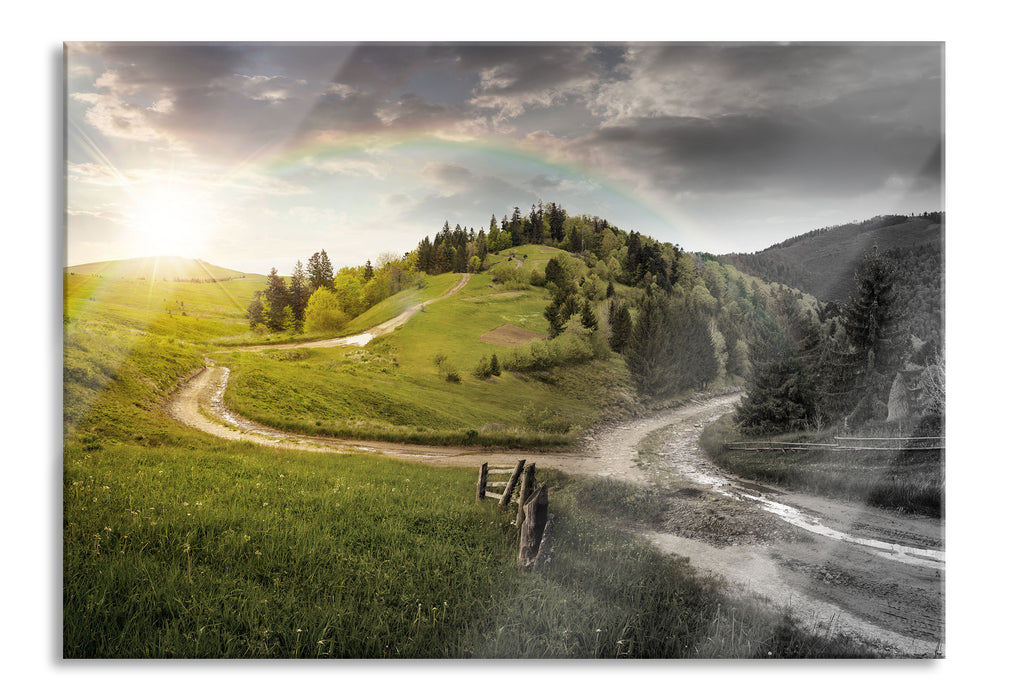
xmin=211 ymin=73 xmax=310 ymax=103
xmin=72 ymin=91 xmax=183 ymax=148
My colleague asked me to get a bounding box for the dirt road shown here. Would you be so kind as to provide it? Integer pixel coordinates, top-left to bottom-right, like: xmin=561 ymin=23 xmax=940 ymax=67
xmin=235 ymin=273 xmax=471 ymax=352
xmin=167 ymin=375 xmax=943 ymax=657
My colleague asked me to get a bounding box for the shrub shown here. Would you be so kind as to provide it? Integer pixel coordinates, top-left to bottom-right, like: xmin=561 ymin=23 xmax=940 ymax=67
xmin=304 ymin=287 xmax=348 ymax=334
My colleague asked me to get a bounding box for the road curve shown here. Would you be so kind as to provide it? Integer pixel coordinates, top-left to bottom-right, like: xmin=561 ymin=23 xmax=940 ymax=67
xmin=234 ymin=273 xmax=471 ymax=352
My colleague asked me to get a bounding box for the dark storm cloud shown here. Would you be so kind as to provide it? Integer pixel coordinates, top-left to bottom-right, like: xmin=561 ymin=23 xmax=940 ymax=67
xmin=584 ymin=107 xmax=941 ymax=197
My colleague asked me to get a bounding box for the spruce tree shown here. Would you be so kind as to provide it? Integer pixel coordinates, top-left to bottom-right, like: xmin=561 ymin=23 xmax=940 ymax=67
xmin=263 ymin=267 xmax=291 ymax=332
xmin=832 ymin=248 xmax=905 ymax=424
xmin=608 ymin=300 xmax=632 ymax=354
xmin=625 ymin=294 xmax=678 ymax=397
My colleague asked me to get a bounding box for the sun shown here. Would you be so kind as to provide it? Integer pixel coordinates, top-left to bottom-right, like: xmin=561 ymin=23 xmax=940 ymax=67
xmin=127 ymin=184 xmax=215 ymax=259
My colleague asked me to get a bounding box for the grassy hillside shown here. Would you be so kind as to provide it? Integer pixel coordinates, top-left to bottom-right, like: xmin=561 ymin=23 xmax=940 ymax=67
xmin=63 ymin=264 xmax=269 ymax=444
xmin=67 ymin=255 xmax=249 ymax=282
xmin=221 ymin=253 xmax=637 ymax=446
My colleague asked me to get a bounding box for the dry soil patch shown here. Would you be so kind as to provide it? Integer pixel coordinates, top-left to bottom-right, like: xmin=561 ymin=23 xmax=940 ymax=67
xmin=479 ymin=324 xmax=547 ymax=346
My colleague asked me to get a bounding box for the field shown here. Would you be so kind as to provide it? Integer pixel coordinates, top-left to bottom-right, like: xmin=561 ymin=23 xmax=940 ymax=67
xmin=62 ymin=250 xmax=878 ymax=658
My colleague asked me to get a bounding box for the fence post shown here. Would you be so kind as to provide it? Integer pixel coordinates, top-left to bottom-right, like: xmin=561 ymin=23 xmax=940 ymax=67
xmin=476 ymin=462 xmax=488 ymax=501
xmin=515 ymin=462 xmax=536 ymax=530
xmin=499 ymin=459 xmax=525 ymax=509
xmin=519 ymin=485 xmax=549 ymax=570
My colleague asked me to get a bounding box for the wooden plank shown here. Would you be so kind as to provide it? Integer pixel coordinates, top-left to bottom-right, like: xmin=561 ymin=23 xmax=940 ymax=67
xmin=487 ymin=468 xmax=514 ymax=474
xmin=516 ymin=462 xmax=536 ymax=531
xmin=499 ymin=459 xmax=525 ymax=509
xmin=484 ymin=491 xmax=504 ymax=501
xmin=477 ymin=462 xmax=488 ymax=501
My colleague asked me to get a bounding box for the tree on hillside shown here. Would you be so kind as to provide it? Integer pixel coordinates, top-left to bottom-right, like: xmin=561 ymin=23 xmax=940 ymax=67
xmin=289 ymin=260 xmax=310 ymax=325
xmin=246 ymin=291 xmax=265 ymax=329
xmin=307 ymin=250 xmax=334 ymax=291
xmin=608 ymin=299 xmax=632 ymax=354
xmin=625 ymin=294 xmax=679 ymax=397
xmin=829 ymin=247 xmax=906 ymax=424
xmin=263 ymin=267 xmax=292 ymax=332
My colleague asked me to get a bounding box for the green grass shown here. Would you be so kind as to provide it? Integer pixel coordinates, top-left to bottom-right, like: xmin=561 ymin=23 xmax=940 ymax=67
xmin=218 ymin=269 xmax=638 ymax=446
xmin=700 ymin=414 xmax=944 ymax=516
xmin=62 ymin=255 xmax=886 ymax=658
xmin=64 ymin=443 xmax=876 ymax=658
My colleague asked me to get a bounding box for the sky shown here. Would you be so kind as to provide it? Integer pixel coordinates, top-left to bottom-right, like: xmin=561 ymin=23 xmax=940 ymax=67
xmin=64 ymin=41 xmax=944 ymax=275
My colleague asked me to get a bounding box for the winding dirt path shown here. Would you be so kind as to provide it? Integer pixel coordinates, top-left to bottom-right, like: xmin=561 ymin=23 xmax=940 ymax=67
xmin=235 ymin=273 xmax=471 ymax=352
xmin=167 ymin=373 xmax=943 ymax=656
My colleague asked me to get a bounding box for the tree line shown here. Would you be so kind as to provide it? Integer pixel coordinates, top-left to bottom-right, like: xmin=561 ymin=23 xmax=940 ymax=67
xmin=246 ymin=250 xmax=421 ymax=334
xmin=734 ymin=247 xmax=944 ymax=434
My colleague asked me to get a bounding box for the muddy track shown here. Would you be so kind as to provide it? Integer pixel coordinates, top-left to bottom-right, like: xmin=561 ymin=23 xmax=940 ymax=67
xmin=165 ymin=271 xmax=943 ymax=657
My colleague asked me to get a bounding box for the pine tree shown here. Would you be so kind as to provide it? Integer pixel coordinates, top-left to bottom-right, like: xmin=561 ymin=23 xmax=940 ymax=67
xmin=580 ymin=299 xmax=598 ymax=331
xmin=246 ymin=291 xmax=265 ymax=329
xmin=625 ymin=294 xmax=678 ymax=397
xmin=608 ymin=300 xmax=632 ymax=354
xmin=307 ymin=250 xmax=334 ymax=291
xmin=263 ymin=267 xmax=291 ymax=332
xmin=289 ymin=260 xmax=309 ymax=324
xmin=832 ymin=248 xmax=906 ymax=424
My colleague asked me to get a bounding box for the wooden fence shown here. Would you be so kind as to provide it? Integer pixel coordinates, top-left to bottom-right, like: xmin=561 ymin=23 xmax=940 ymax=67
xmin=477 ymin=460 xmax=553 ymax=571
xmin=725 ymin=435 xmax=945 ymax=452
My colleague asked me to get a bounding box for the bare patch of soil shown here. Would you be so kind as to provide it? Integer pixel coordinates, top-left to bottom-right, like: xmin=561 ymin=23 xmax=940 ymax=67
xmin=479 ymin=324 xmax=546 ymax=346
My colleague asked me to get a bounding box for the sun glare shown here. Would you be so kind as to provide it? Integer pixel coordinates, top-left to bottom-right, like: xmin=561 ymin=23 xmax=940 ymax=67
xmin=127 ymin=185 xmax=214 ymax=259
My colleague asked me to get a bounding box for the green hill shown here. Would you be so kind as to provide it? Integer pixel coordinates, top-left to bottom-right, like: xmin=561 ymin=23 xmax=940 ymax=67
xmin=67 ymin=255 xmax=249 ymax=282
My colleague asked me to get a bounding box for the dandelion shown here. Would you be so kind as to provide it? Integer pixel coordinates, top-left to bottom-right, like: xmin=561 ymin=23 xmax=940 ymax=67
xmin=244 ymin=534 xmax=251 ymax=542
xmin=255 ymin=550 xmax=262 ymax=557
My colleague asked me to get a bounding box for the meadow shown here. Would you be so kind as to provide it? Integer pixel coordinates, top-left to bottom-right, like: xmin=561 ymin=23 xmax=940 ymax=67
xmin=64 ymin=443 xmax=875 ymax=658
xmin=62 ymin=253 xmax=876 ymax=658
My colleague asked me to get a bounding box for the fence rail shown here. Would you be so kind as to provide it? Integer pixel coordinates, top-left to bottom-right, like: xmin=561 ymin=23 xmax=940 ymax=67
xmin=725 ymin=436 xmax=945 ymax=452
xmin=477 ymin=460 xmax=552 ymax=571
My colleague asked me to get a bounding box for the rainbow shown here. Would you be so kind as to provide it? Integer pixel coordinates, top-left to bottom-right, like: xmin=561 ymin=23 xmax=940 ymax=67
xmin=263 ymin=129 xmax=695 ymax=241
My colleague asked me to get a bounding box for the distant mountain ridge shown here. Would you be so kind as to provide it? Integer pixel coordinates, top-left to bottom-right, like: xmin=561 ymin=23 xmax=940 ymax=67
xmin=714 ymin=213 xmax=944 ymax=344
xmin=715 ymin=213 xmax=943 ymax=303
xmin=65 ymin=256 xmax=251 ymax=282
